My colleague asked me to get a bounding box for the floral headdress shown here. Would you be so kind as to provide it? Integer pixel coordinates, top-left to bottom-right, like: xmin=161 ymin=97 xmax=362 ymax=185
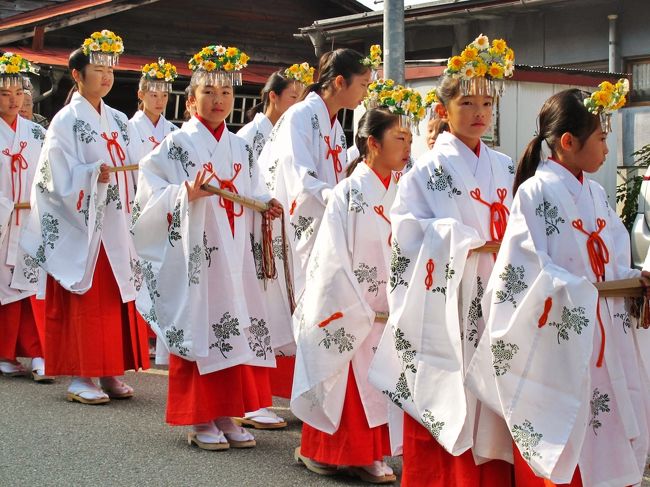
xmin=0 ymin=52 xmax=32 ymax=89
xmin=141 ymin=58 xmax=178 ymax=92
xmin=445 ymin=34 xmax=514 ymax=97
xmin=285 ymin=62 xmax=315 ymax=85
xmin=81 ymin=29 xmax=123 ymax=66
xmin=584 ymin=78 xmax=629 ymax=133
xmin=188 ymin=44 xmax=249 ymax=87
xmin=361 ymin=44 xmax=382 ymax=80
xmin=365 ymin=78 xmax=425 ymax=133
xmin=424 ymin=87 xmax=439 ymax=119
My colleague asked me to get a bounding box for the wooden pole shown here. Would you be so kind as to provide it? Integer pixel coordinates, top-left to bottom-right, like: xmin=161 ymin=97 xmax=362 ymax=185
xmin=107 ymin=164 xmax=139 ymax=173
xmin=14 ymin=202 xmax=30 ymax=210
xmin=200 ymin=183 xmax=270 ymax=212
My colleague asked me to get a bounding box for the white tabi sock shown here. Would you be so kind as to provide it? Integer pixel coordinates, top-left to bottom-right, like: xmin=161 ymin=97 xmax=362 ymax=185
xmin=68 ymin=377 xmax=108 ymax=401
xmin=244 ymin=407 xmax=285 ymax=423
xmin=215 ymin=417 xmax=255 ymax=442
xmin=192 ymin=422 xmax=227 ymax=444
xmin=31 ymin=357 xmax=45 ymax=375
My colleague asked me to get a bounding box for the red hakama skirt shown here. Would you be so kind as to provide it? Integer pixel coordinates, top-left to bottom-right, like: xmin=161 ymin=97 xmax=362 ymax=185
xmin=167 ymin=358 xmax=265 ymax=425
xmin=44 ymin=246 xmax=150 ymax=376
xmin=300 ymin=368 xmax=390 ymax=466
xmin=514 ymin=445 xmax=582 ymax=487
xmin=0 ymin=297 xmax=43 ymax=360
xmin=401 ymin=413 xmax=514 ymax=487
xmin=269 ymin=355 xmax=295 ymax=399
xmin=243 ymin=365 xmax=273 ymax=409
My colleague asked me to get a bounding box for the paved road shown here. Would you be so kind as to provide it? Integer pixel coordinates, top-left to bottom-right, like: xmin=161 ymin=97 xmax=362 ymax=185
xmin=0 ymin=366 xmax=401 ymax=487
xmin=2 ymin=365 xmax=649 ymax=486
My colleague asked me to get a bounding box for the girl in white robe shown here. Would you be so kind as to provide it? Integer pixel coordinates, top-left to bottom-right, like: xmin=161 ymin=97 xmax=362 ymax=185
xmin=368 ymin=65 xmax=516 ymax=485
xmin=20 ymin=36 xmax=149 ymax=405
xmin=256 ymin=48 xmax=372 ymax=401
xmin=0 ymin=54 xmax=51 ymax=381
xmin=465 ymin=87 xmax=650 ymax=487
xmin=292 ymin=108 xmax=411 ymax=483
xmin=129 ymin=58 xmax=177 ymax=154
xmin=132 ymin=45 xmax=284 ymax=451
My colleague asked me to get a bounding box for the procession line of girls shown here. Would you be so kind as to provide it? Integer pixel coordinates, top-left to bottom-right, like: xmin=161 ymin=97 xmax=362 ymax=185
xmin=5 ymin=26 xmax=650 ymax=487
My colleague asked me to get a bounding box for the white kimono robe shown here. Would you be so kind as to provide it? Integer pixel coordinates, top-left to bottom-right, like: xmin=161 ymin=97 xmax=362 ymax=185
xmin=129 ymin=110 xmax=177 ymax=154
xmin=20 ymin=92 xmax=144 ymax=301
xmin=257 ymin=91 xmax=348 ymax=351
xmin=466 ymin=159 xmax=650 ymax=487
xmin=291 ymin=162 xmax=394 ymax=434
xmin=132 ymin=117 xmax=278 ymax=375
xmin=368 ymin=131 xmax=515 ymax=463
xmin=237 ymin=112 xmax=273 ymax=162
xmin=0 ymin=117 xmax=45 ymax=304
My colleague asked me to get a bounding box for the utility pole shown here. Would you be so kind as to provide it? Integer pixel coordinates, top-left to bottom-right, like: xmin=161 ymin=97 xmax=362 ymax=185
xmin=383 ymin=0 xmax=405 ymax=84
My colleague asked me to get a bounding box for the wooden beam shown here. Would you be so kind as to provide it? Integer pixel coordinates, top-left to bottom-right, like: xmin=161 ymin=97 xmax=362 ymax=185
xmin=31 ymin=25 xmax=44 ymax=51
xmin=0 ymin=0 xmax=161 ymax=45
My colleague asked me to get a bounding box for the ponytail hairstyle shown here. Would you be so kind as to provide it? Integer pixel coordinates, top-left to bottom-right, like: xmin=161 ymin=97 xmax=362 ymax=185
xmin=346 ymin=107 xmax=399 ymax=177
xmin=304 ymin=48 xmax=369 ymax=99
xmin=65 ymin=48 xmax=91 ymax=105
xmin=513 ymin=88 xmax=600 ymax=193
xmin=245 ymin=69 xmax=292 ymax=122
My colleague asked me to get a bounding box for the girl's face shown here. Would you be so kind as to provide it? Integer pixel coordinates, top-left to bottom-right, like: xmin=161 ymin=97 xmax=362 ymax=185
xmin=563 ymin=127 xmax=609 ymax=174
xmin=337 ymin=71 xmax=371 ymax=110
xmin=191 ymin=82 xmax=234 ymax=127
xmin=139 ymin=90 xmax=169 ymax=117
xmin=0 ymin=85 xmax=24 ymax=121
xmin=371 ymin=123 xmax=412 ymax=172
xmin=441 ymin=94 xmax=493 ymax=148
xmin=272 ymin=82 xmax=302 ymax=115
xmin=75 ymin=64 xmax=114 ymax=99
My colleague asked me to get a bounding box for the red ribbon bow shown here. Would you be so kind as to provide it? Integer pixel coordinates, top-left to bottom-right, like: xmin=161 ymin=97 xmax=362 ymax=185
xmin=424 ymin=258 xmax=435 ymax=290
xmin=324 ymin=135 xmax=343 ymax=183
xmin=148 ymin=135 xmax=161 ymax=148
xmin=203 ymin=162 xmax=243 ymax=236
xmin=101 ymin=131 xmax=131 ymax=213
xmin=3 ymin=141 xmax=28 ymax=224
xmin=470 ymin=187 xmax=510 ymax=242
xmin=373 ymin=205 xmax=392 ymax=247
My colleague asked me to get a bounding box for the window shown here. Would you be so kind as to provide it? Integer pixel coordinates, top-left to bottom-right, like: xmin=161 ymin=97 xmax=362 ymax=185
xmin=626 ymin=58 xmax=650 ymax=104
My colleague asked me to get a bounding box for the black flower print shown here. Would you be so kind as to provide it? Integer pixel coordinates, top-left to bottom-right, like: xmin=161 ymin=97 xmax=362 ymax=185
xmin=129 ymin=258 xmax=144 ymax=291
xmin=383 ymin=372 xmax=410 ymax=408
xmin=250 ymin=232 xmax=264 ymax=280
xmin=535 ymin=201 xmax=565 ymax=236
xmin=613 ymin=312 xmax=631 ymax=334
xmin=187 ymin=244 xmax=202 ymax=286
xmin=166 ymin=326 xmax=189 ymax=357
xmin=354 ymin=262 xmax=385 ymax=296
xmin=466 ymin=276 xmax=484 ymax=347
xmin=512 ymin=419 xmax=543 ymax=461
xmin=142 ymin=260 xmax=160 ymax=302
xmin=252 ymin=131 xmax=265 ymax=158
xmin=36 ymin=158 xmax=51 ymax=193
xmin=547 ymin=306 xmax=589 ymax=344
xmin=31 ymin=126 xmax=45 ymax=141
xmin=248 ymin=317 xmax=272 ymax=360
xmin=421 ymin=410 xmax=445 ymax=440
xmin=494 ymin=264 xmax=528 ymax=307
xmin=426 ymin=167 xmax=462 ymax=198
xmin=290 ymin=215 xmax=315 ymax=241
xmin=346 ymin=188 xmax=369 ymax=214
xmin=167 ymin=202 xmax=181 ymax=247
xmin=389 ymin=240 xmax=410 ymax=293
xmin=318 ymin=327 xmax=356 ymax=354
xmin=210 ymin=312 xmax=241 ymax=358
xmin=72 ymin=119 xmax=98 ymax=144
xmin=112 ymin=114 xmax=129 ymax=145
xmin=203 ymin=232 xmax=218 ymax=268
xmin=105 ymin=184 xmax=122 ymax=210
xmin=22 ymin=253 xmax=40 ymax=284
xmin=588 ymin=388 xmax=610 ymax=435
xmin=168 ymin=143 xmax=194 ymax=177
xmin=491 ymin=339 xmax=519 ymax=377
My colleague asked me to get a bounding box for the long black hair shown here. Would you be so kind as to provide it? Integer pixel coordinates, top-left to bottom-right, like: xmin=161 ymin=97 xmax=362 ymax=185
xmin=64 ymin=47 xmax=91 ymax=105
xmin=346 ymin=107 xmax=399 ymax=177
xmin=304 ymin=48 xmax=369 ymax=98
xmin=513 ymin=89 xmax=600 ymax=193
xmin=245 ymin=69 xmax=294 ymax=122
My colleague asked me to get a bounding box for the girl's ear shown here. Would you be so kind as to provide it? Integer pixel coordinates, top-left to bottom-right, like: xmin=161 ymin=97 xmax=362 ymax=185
xmin=268 ymin=90 xmax=278 ymax=106
xmin=367 ymin=134 xmax=381 ymax=153
xmin=137 ymin=90 xmax=145 ymax=101
xmin=559 ymin=132 xmax=574 ymax=152
xmin=333 ymin=74 xmax=346 ymax=91
xmin=71 ymin=68 xmax=82 ymax=84
xmin=435 ymin=103 xmax=448 ymax=121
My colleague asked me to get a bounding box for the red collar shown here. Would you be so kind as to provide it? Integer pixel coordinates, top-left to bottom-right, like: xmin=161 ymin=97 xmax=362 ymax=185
xmin=548 ymin=156 xmax=583 ymax=184
xmin=473 ymin=141 xmax=480 ymax=157
xmin=370 ymin=166 xmax=391 ymax=189
xmin=195 ymin=115 xmax=225 ymax=141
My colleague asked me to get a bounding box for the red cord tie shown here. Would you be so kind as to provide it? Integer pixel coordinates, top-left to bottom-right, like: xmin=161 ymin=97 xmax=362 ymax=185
xmin=101 ymin=131 xmax=130 ymax=213
xmin=203 ymin=162 xmax=243 ymax=236
xmin=373 ymin=204 xmax=392 ymax=247
xmin=470 ymin=187 xmax=510 ymax=241
xmin=538 ymin=297 xmax=553 ymax=328
xmin=317 ymin=311 xmax=344 ymax=328
xmin=394 ymin=171 xmax=402 ymax=183
xmin=424 ymin=258 xmax=435 ymax=290
xmin=324 ymin=135 xmax=342 ymax=183
xmin=289 ymin=199 xmax=297 ymax=216
xmin=572 ymin=218 xmax=609 ymax=367
xmin=76 ymin=190 xmax=85 ymax=211
xmin=3 ymin=141 xmax=28 ymax=224
xmin=148 ymin=135 xmax=161 ymax=148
